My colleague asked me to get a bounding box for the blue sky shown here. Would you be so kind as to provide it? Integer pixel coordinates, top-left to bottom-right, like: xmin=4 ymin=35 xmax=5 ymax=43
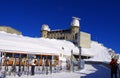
xmin=0 ymin=0 xmax=120 ymax=53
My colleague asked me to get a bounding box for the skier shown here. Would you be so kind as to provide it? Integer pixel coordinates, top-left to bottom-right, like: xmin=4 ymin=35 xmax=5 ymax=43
xmin=109 ymin=58 xmax=118 ymax=78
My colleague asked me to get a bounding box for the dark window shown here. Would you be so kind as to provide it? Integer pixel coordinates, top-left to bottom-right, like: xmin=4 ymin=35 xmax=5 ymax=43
xmin=14 ymin=53 xmax=20 ymax=58
xmin=42 ymin=55 xmax=47 ymax=59
xmin=6 ymin=53 xmax=12 ymax=58
xmin=21 ymin=54 xmax=27 ymax=58
xmin=36 ymin=55 xmax=41 ymax=59
xmin=73 ymin=36 xmax=74 ymax=39
xmin=28 ymin=54 xmax=34 ymax=59
xmin=75 ymin=33 xmax=78 ymax=39
xmin=47 ymin=56 xmax=52 ymax=60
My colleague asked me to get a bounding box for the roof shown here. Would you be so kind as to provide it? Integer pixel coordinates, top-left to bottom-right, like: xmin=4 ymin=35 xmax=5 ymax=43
xmin=0 ymin=31 xmax=79 ymax=55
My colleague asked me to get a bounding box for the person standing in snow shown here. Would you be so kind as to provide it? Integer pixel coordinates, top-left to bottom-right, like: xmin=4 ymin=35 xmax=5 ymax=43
xmin=109 ymin=58 xmax=118 ymax=78
xmin=31 ymin=57 xmax=36 ymax=75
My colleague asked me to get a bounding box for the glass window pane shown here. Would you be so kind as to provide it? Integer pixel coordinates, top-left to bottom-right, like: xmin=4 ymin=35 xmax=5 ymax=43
xmin=6 ymin=53 xmax=12 ymax=58
xmin=42 ymin=55 xmax=46 ymax=59
xmin=14 ymin=53 xmax=20 ymax=58
xmin=47 ymin=56 xmax=52 ymax=60
xmin=21 ymin=54 xmax=27 ymax=58
xmin=35 ymin=55 xmax=40 ymax=59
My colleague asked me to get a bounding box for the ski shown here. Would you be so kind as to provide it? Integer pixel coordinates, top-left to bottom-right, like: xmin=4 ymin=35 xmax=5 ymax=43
xmin=22 ymin=58 xmax=25 ymax=74
xmin=38 ymin=58 xmax=41 ymax=74
xmin=14 ymin=58 xmax=16 ymax=76
xmin=4 ymin=53 xmax=9 ymax=77
xmin=26 ymin=58 xmax=30 ymax=75
xmin=18 ymin=57 xmax=22 ymax=77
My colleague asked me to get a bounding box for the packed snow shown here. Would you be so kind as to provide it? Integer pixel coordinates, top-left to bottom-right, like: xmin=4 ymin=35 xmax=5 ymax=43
xmin=4 ymin=64 xmax=116 ymax=78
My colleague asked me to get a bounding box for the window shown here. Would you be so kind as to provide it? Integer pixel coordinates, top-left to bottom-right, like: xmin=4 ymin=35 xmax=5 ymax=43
xmin=47 ymin=55 xmax=52 ymax=60
xmin=35 ymin=55 xmax=41 ymax=59
xmin=14 ymin=53 xmax=20 ymax=58
xmin=42 ymin=55 xmax=47 ymax=59
xmin=21 ymin=54 xmax=27 ymax=58
xmin=72 ymin=35 xmax=74 ymax=39
xmin=75 ymin=33 xmax=78 ymax=39
xmin=6 ymin=53 xmax=12 ymax=58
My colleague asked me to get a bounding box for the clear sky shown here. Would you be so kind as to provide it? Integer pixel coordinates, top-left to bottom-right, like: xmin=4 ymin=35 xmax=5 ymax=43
xmin=0 ymin=0 xmax=120 ymax=54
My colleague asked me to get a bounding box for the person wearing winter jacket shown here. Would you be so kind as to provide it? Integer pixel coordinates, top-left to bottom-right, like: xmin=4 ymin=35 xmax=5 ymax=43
xmin=109 ymin=58 xmax=118 ymax=78
xmin=31 ymin=57 xmax=36 ymax=75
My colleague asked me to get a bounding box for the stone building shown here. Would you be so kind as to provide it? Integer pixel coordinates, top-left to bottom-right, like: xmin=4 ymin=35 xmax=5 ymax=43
xmin=41 ymin=17 xmax=91 ymax=48
xmin=0 ymin=26 xmax=22 ymax=35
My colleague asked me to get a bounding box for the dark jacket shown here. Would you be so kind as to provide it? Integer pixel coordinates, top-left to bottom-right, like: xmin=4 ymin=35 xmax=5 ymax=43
xmin=109 ymin=59 xmax=118 ymax=73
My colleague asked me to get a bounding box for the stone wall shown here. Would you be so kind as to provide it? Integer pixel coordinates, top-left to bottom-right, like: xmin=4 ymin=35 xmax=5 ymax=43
xmin=78 ymin=32 xmax=91 ymax=48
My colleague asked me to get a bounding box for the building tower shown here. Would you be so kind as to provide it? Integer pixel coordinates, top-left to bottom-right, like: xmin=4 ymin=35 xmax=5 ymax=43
xmin=70 ymin=17 xmax=80 ymax=44
xmin=40 ymin=17 xmax=91 ymax=48
xmin=41 ymin=24 xmax=50 ymax=38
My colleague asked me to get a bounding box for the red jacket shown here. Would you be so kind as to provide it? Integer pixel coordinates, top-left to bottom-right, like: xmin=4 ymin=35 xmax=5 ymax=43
xmin=109 ymin=59 xmax=118 ymax=73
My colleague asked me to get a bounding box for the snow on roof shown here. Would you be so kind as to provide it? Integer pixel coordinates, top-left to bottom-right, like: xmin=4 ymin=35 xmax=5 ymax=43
xmin=41 ymin=24 xmax=50 ymax=31
xmin=0 ymin=31 xmax=78 ymax=55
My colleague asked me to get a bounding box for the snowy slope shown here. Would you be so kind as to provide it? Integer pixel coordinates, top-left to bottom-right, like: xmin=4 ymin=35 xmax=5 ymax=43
xmin=82 ymin=41 xmax=111 ymax=62
xmin=0 ymin=31 xmax=113 ymax=62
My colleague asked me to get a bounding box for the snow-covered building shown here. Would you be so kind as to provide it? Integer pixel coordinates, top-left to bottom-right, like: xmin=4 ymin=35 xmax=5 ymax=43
xmin=0 ymin=31 xmax=79 ymax=66
xmin=41 ymin=17 xmax=91 ymax=48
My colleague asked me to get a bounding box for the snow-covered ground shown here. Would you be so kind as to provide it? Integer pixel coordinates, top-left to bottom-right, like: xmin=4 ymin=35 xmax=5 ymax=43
xmin=4 ymin=64 xmax=113 ymax=78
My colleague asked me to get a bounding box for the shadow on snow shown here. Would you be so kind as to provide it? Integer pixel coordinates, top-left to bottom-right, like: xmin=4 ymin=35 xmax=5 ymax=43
xmin=81 ymin=64 xmax=110 ymax=78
